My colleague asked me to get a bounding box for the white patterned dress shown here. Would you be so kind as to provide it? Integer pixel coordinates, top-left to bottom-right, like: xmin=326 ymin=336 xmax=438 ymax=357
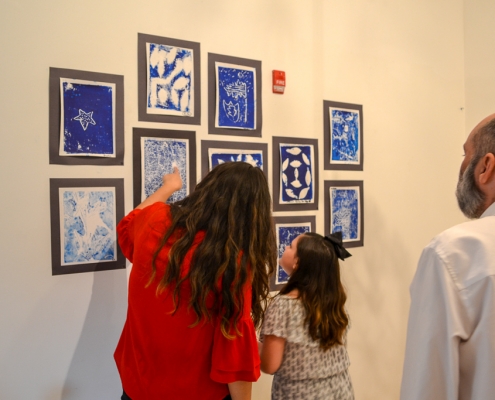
xmin=260 ymin=295 xmax=354 ymax=400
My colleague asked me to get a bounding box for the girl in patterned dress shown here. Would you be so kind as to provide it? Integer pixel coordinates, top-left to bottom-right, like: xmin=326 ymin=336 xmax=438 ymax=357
xmin=259 ymin=232 xmax=354 ymax=400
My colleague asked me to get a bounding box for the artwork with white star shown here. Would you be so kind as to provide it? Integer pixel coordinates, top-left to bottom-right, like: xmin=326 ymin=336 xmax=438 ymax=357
xmin=330 ymin=186 xmax=361 ymax=242
xmin=207 ymin=148 xmax=263 ymax=171
xmin=59 ymin=78 xmax=116 ymax=157
xmin=141 ymin=137 xmax=189 ymax=204
xmin=146 ymin=42 xmax=194 ymax=116
xmin=60 ymin=187 xmax=117 ymax=265
xmin=279 ymin=143 xmax=315 ymax=204
xmin=215 ymin=62 xmax=256 ymax=130
xmin=329 ymin=107 xmax=360 ymax=165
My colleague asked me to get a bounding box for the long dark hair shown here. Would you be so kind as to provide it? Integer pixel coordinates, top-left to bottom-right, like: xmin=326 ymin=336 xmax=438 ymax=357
xmin=150 ymin=162 xmax=277 ymax=338
xmin=280 ymin=232 xmax=348 ymax=350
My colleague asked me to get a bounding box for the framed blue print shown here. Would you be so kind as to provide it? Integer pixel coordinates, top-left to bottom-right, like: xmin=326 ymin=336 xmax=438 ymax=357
xmin=133 ymin=128 xmax=197 ymax=208
xmin=273 ymin=136 xmax=319 ymax=212
xmin=49 ymin=68 xmax=124 ymax=166
xmin=208 ymin=53 xmax=262 ymax=137
xmin=270 ymin=216 xmax=316 ymax=291
xmin=323 ymin=100 xmax=363 ymax=171
xmin=138 ymin=34 xmax=201 ymax=125
xmin=50 ymin=178 xmax=125 ymax=275
xmin=215 ymin=62 xmax=256 ymax=130
xmin=201 ymin=140 xmax=268 ymax=179
xmin=324 ymin=180 xmax=364 ymax=248
xmin=60 ymin=78 xmax=115 ymax=157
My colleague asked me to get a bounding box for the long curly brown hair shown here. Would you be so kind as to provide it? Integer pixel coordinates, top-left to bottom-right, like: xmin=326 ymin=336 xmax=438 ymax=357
xmin=150 ymin=162 xmax=277 ymax=338
xmin=280 ymin=232 xmax=349 ymax=350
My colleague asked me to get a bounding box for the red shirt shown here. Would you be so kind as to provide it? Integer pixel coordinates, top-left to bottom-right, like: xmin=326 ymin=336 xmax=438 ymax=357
xmin=114 ymin=203 xmax=260 ymax=400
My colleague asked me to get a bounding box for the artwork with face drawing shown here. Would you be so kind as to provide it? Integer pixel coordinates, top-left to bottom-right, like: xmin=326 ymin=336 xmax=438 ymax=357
xmin=324 ymin=180 xmax=364 ymax=248
xmin=215 ymin=62 xmax=256 ymax=130
xmin=50 ymin=178 xmax=125 ymax=275
xmin=279 ymin=143 xmax=315 ymax=204
xmin=59 ymin=78 xmax=116 ymax=157
xmin=208 ymin=148 xmax=263 ymax=170
xmin=323 ymin=100 xmax=363 ymax=171
xmin=141 ymin=137 xmax=189 ymax=204
xmin=330 ymin=107 xmax=360 ymax=164
xmin=146 ymin=42 xmax=194 ymax=116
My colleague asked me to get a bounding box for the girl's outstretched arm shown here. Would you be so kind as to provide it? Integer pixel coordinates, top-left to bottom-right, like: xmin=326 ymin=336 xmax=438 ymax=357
xmin=259 ymin=335 xmax=286 ymax=375
xmin=136 ymin=166 xmax=182 ymax=210
xmin=228 ymin=381 xmax=252 ymax=400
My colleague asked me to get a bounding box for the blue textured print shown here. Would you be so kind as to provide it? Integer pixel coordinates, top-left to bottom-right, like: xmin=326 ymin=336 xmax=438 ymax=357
xmin=330 ymin=108 xmax=360 ymax=164
xmin=276 ymin=224 xmax=311 ymax=285
xmin=209 ymin=151 xmax=263 ymax=170
xmin=147 ymin=43 xmax=193 ymax=115
xmin=143 ymin=138 xmax=188 ymax=204
xmin=217 ymin=65 xmax=255 ymax=129
xmin=62 ymin=189 xmax=116 ymax=264
xmin=330 ymin=188 xmax=359 ymax=241
xmin=62 ymin=80 xmax=114 ymax=155
xmin=280 ymin=144 xmax=314 ymax=203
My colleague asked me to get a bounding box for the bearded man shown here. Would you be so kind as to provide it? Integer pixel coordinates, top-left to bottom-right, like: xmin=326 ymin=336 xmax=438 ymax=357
xmin=400 ymin=115 xmax=495 ymax=400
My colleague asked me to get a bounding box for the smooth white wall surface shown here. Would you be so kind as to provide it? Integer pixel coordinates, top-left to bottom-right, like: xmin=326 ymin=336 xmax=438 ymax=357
xmin=0 ymin=0 xmax=469 ymax=399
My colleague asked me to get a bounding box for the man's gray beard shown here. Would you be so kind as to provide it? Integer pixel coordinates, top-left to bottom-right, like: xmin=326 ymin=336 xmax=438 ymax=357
xmin=455 ymin=156 xmax=486 ymax=219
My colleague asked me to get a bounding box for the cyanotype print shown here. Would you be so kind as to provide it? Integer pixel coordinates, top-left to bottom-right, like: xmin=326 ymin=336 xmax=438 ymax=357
xmin=279 ymin=144 xmax=314 ymax=204
xmin=330 ymin=186 xmax=360 ymax=242
xmin=215 ymin=62 xmax=256 ymax=129
xmin=60 ymin=187 xmax=117 ymax=265
xmin=146 ymin=42 xmax=194 ymax=116
xmin=60 ymin=78 xmax=115 ymax=157
xmin=276 ymin=223 xmax=311 ymax=285
xmin=208 ymin=148 xmax=263 ymax=170
xmin=330 ymin=107 xmax=360 ymax=164
xmin=141 ymin=137 xmax=189 ymax=204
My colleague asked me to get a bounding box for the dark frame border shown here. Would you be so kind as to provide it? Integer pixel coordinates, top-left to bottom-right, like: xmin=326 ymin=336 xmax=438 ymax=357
xmin=200 ymin=140 xmax=268 ymax=180
xmin=272 ymin=136 xmax=319 ymax=212
xmin=138 ymin=33 xmax=201 ymax=125
xmin=270 ymin=215 xmax=316 ymax=291
xmin=208 ymin=53 xmax=262 ymax=137
xmin=133 ymin=128 xmax=197 ymax=208
xmin=324 ymin=180 xmax=364 ymax=248
xmin=50 ymin=178 xmax=125 ymax=275
xmin=49 ymin=67 xmax=125 ymax=165
xmin=323 ymin=100 xmax=363 ymax=171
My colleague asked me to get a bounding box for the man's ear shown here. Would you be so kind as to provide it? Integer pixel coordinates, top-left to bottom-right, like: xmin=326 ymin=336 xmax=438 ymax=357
xmin=477 ymin=153 xmax=495 ymax=185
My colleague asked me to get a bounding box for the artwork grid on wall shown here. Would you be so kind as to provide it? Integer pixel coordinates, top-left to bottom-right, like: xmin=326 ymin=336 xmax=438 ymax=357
xmin=138 ymin=33 xmax=201 ymax=125
xmin=133 ymin=128 xmax=197 ymax=208
xmin=49 ymin=178 xmax=125 ymax=275
xmin=324 ymin=180 xmax=364 ymax=248
xmin=272 ymin=136 xmax=319 ymax=212
xmin=200 ymin=140 xmax=268 ymax=179
xmin=323 ymin=100 xmax=363 ymax=171
xmin=208 ymin=53 xmax=262 ymax=137
xmin=270 ymin=216 xmax=316 ymax=291
xmin=49 ymin=67 xmax=124 ymax=165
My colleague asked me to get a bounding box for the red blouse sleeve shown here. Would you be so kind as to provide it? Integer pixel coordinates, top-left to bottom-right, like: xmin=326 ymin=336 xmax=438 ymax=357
xmin=116 ymin=208 xmax=142 ymax=263
xmin=210 ymin=283 xmax=261 ymax=383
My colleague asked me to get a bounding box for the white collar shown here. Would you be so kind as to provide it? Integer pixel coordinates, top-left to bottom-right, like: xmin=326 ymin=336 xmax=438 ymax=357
xmin=481 ymin=202 xmax=495 ymax=218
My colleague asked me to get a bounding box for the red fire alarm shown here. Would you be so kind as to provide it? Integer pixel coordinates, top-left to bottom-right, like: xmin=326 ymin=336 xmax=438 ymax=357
xmin=272 ymin=70 xmax=286 ymax=94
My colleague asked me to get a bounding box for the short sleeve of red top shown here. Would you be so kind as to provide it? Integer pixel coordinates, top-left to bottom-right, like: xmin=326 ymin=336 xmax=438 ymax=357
xmin=114 ymin=202 xmax=260 ymax=400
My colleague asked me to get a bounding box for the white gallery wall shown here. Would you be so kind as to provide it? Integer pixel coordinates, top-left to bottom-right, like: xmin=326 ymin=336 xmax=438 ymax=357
xmin=0 ymin=0 xmax=490 ymax=398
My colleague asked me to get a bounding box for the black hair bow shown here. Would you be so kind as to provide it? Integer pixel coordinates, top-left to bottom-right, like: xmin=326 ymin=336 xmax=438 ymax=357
xmin=324 ymin=232 xmax=352 ymax=261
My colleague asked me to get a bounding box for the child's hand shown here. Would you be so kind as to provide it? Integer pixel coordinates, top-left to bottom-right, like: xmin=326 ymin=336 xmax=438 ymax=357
xmin=163 ymin=166 xmax=182 ymax=192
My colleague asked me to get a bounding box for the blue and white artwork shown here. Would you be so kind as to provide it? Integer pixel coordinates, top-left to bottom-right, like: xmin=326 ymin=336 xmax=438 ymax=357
xmin=329 ymin=107 xmax=360 ymax=165
xmin=279 ymin=144 xmax=315 ymax=204
xmin=215 ymin=62 xmax=256 ymax=130
xmin=59 ymin=78 xmax=116 ymax=157
xmin=275 ymin=223 xmax=311 ymax=285
xmin=141 ymin=137 xmax=189 ymax=204
xmin=146 ymin=42 xmax=194 ymax=116
xmin=60 ymin=187 xmax=117 ymax=265
xmin=330 ymin=186 xmax=360 ymax=242
xmin=208 ymin=148 xmax=263 ymax=171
